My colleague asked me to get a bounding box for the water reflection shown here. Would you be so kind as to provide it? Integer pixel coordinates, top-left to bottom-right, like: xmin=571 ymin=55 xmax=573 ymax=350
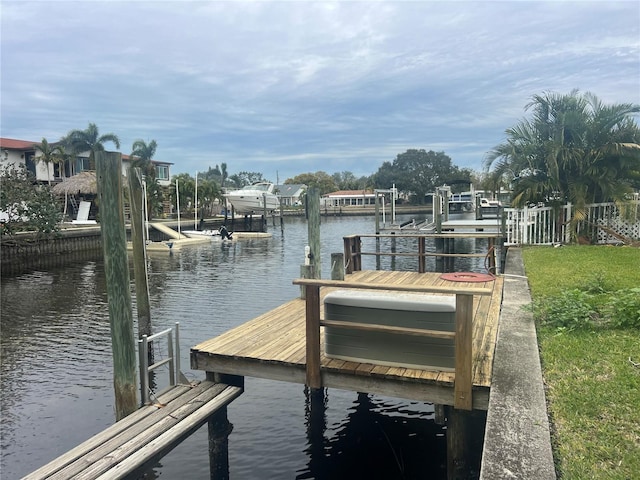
xmin=297 ymin=390 xmax=447 ymax=479
xmin=1 ymin=215 xmax=489 ymax=479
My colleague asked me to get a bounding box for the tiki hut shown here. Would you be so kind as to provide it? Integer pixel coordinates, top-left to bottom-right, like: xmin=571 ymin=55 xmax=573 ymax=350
xmin=51 ymin=171 xmax=97 ymax=196
xmin=52 ymin=171 xmax=98 ymax=221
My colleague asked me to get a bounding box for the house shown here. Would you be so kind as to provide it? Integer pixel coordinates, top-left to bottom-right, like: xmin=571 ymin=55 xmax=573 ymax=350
xmin=322 ymin=189 xmax=377 ymax=207
xmin=276 ymin=184 xmax=306 ymax=206
xmin=0 ymin=137 xmax=173 ymax=187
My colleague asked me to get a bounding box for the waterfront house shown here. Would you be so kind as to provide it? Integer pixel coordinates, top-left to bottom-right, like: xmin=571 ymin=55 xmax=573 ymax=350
xmin=0 ymin=137 xmax=173 ymax=187
xmin=276 ymin=184 xmax=306 ymax=206
xmin=322 ymin=189 xmax=377 ymax=207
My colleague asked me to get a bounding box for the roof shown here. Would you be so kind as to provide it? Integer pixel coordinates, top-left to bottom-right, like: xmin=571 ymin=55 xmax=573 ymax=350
xmin=323 ymin=189 xmax=376 ymax=197
xmin=0 ymin=137 xmax=38 ymax=150
xmin=277 ymin=184 xmax=306 ymax=196
xmin=1 ymin=137 xmax=172 ymax=165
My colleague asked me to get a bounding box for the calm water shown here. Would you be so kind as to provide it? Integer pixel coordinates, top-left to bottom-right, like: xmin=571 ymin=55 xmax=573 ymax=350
xmin=1 ymin=215 xmax=490 ymax=479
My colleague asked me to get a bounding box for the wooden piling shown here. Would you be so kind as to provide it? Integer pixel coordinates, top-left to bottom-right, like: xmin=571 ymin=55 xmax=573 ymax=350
xmin=206 ymin=372 xmax=243 ymax=480
xmin=331 ymin=253 xmax=344 ymax=280
xmin=96 ymin=151 xmax=138 ymax=420
xmin=128 ymin=167 xmax=152 ymax=339
xmin=306 ymin=187 xmax=321 ymax=279
xmin=446 ymin=406 xmax=471 ymax=480
xmin=300 ymin=264 xmax=313 ymax=299
xmin=305 ymin=284 xmax=322 ymax=389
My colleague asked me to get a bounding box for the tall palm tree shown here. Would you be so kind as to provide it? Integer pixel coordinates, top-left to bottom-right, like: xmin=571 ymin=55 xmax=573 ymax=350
xmin=63 ymin=122 xmax=120 ymax=170
xmin=220 ymin=162 xmax=228 ymax=188
xmin=129 ymin=139 xmax=162 ymax=217
xmin=33 ymin=138 xmax=64 ymax=185
xmin=130 ymin=139 xmax=157 ymax=178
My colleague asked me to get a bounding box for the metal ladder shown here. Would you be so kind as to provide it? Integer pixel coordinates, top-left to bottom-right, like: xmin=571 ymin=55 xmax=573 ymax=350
xmin=138 ymin=322 xmax=190 ymax=405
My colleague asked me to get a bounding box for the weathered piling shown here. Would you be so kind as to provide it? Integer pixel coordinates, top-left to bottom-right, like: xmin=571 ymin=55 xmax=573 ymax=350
xmin=206 ymin=372 xmax=244 ymax=480
xmin=96 ymin=151 xmax=138 ymax=419
xmin=331 ymin=253 xmax=344 ymax=280
xmin=128 ymin=167 xmax=152 ymax=339
xmin=306 ymin=187 xmax=321 ymax=279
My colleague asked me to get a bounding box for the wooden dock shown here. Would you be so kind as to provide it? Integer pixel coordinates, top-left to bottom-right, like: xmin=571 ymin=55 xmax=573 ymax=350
xmin=24 ymin=381 xmax=242 ymax=480
xmin=191 ymin=270 xmax=503 ymax=410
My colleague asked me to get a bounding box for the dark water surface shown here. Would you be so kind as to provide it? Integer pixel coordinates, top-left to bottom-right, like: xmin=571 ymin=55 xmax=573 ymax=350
xmin=1 ymin=215 xmax=489 ymax=479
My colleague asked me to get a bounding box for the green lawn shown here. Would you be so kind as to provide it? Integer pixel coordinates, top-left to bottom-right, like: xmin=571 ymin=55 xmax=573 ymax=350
xmin=521 ymin=245 xmax=640 ymax=479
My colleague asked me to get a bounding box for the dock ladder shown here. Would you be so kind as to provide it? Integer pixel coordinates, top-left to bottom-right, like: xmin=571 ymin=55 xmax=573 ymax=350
xmin=138 ymin=322 xmax=190 ymax=405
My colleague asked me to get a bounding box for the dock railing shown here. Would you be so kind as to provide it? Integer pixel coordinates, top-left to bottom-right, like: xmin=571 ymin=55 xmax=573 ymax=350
xmin=292 ymin=278 xmax=493 ymax=411
xmin=343 ymin=233 xmax=501 ymax=274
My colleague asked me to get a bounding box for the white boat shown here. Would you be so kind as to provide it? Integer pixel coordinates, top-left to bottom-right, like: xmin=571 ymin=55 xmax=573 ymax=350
xmin=223 ymin=182 xmax=279 ymax=213
xmin=182 ymin=226 xmax=233 ymax=240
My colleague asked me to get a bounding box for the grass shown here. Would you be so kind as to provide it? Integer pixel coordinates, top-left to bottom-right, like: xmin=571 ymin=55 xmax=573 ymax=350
xmin=521 ymin=245 xmax=640 ymax=479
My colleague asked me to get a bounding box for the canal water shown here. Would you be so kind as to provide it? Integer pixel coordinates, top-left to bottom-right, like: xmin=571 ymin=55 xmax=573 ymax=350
xmin=1 ymin=215 xmax=490 ymax=479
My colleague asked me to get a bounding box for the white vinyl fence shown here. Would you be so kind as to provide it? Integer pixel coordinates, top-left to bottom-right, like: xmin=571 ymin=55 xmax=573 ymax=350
xmin=503 ymin=201 xmax=640 ymax=246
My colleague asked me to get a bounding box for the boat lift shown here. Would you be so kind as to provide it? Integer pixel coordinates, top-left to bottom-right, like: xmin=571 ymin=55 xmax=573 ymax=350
xmin=374 ymin=185 xmax=398 ymax=228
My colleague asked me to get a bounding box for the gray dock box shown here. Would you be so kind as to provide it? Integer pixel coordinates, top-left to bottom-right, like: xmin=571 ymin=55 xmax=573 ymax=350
xmin=324 ymin=290 xmax=456 ymax=371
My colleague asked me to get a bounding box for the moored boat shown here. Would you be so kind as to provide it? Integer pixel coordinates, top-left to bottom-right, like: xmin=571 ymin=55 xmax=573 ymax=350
xmin=182 ymin=225 xmax=234 ymax=240
xmin=223 ymin=182 xmax=279 ymax=213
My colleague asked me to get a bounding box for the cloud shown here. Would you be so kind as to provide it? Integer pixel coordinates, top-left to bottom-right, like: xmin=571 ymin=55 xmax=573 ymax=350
xmin=1 ymin=0 xmax=638 ymax=181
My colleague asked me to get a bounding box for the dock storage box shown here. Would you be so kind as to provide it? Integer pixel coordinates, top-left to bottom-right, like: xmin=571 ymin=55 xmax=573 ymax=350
xmin=324 ymin=290 xmax=456 ymax=370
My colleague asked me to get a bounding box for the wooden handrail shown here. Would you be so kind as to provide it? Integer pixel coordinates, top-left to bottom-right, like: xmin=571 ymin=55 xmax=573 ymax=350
xmin=358 ymin=251 xmax=489 ymax=258
xmin=320 ymin=318 xmax=456 ymax=340
xmin=354 ymin=232 xmax=504 ymax=238
xmin=292 ymin=278 xmax=492 ymax=297
xmin=343 ymin=233 xmax=499 ymax=274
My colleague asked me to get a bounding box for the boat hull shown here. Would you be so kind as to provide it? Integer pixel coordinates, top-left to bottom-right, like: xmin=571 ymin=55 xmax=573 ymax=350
xmin=224 ymin=193 xmax=280 ymax=213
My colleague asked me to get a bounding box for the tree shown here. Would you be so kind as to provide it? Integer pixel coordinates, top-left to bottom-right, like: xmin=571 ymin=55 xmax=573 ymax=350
xmin=331 ymin=171 xmax=372 ymax=190
xmin=374 ymin=149 xmax=471 ymax=203
xmin=195 ymin=178 xmax=221 ymax=217
xmin=201 ymin=163 xmax=229 ymax=188
xmin=227 ymin=171 xmax=267 ymax=188
xmin=485 ymin=90 xmax=640 ymax=237
xmin=1 ymin=164 xmax=62 ymax=237
xmin=130 ymin=139 xmax=162 ymax=217
xmin=170 ymin=173 xmax=196 ymax=214
xmin=33 ymin=138 xmax=64 ymax=185
xmin=285 ymin=171 xmax=338 ymax=194
xmin=63 ymin=122 xmax=120 ymax=170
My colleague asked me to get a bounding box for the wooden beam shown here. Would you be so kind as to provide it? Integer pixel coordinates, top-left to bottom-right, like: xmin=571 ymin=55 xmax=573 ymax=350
xmin=454 ymin=294 xmax=474 ymax=410
xmin=293 ymin=278 xmax=493 ymax=297
xmin=320 ymin=318 xmax=456 ymax=340
xmin=128 ymin=167 xmax=152 ymax=340
xmin=305 ymin=284 xmax=322 ymax=389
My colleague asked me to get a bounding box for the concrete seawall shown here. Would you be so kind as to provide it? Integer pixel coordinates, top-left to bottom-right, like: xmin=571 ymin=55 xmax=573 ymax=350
xmin=480 ymin=247 xmax=556 ymax=479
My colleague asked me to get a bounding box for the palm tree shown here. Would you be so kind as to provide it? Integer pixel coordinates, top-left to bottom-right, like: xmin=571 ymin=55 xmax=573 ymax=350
xmin=130 ymin=139 xmax=157 ymax=177
xmin=486 ymin=90 xmax=640 ymax=209
xmin=33 ymin=138 xmax=63 ymax=185
xmin=63 ymin=122 xmax=120 ymax=170
xmin=485 ymin=90 xmax=640 ymax=241
xmin=130 ymin=139 xmax=161 ymax=217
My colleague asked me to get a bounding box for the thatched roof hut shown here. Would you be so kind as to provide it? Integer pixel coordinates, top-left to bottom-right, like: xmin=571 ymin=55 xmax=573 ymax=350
xmin=51 ymin=171 xmax=97 ymax=195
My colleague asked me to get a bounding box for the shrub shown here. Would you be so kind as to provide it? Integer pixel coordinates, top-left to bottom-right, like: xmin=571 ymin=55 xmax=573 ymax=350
xmin=534 ymin=289 xmax=598 ymax=331
xmin=607 ymin=288 xmax=640 ymax=329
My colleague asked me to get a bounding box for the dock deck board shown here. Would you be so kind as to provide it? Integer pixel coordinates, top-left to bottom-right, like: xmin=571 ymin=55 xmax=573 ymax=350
xmin=191 ymin=270 xmax=503 ymax=410
xmin=24 ymin=381 xmax=242 ymax=480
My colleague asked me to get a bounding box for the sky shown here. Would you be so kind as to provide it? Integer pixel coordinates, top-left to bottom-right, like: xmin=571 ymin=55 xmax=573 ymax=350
xmin=1 ymin=1 xmax=639 ymax=183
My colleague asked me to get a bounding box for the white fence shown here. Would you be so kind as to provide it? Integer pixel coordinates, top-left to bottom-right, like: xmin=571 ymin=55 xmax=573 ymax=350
xmin=503 ymin=201 xmax=640 ymax=246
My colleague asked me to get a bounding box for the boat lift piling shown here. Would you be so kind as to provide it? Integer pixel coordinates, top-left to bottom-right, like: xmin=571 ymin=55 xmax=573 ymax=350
xmin=128 ymin=167 xmax=153 ymax=343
